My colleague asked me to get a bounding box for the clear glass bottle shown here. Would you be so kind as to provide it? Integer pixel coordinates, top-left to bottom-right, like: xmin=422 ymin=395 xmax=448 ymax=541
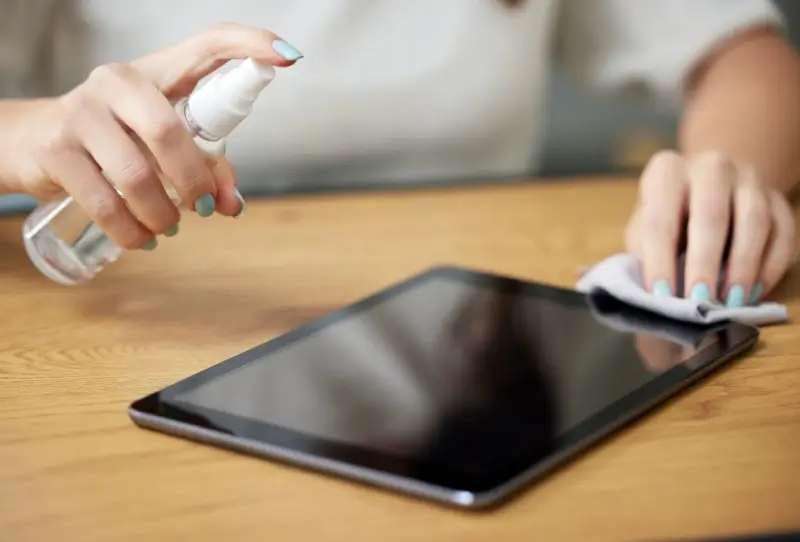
xmin=22 ymin=59 xmax=275 ymax=285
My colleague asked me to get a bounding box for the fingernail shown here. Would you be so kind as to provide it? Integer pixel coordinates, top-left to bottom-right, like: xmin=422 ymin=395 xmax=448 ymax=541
xmin=234 ymin=189 xmax=246 ymax=219
xmin=164 ymin=223 xmax=179 ymax=237
xmin=725 ymin=285 xmax=746 ymax=308
xmin=652 ymin=280 xmax=673 ymax=297
xmin=749 ymin=283 xmax=764 ymax=305
xmin=194 ymin=194 xmax=215 ymax=217
xmin=141 ymin=238 xmax=158 ymax=251
xmin=273 ymin=40 xmax=304 ymax=61
xmin=690 ymin=283 xmax=711 ymax=303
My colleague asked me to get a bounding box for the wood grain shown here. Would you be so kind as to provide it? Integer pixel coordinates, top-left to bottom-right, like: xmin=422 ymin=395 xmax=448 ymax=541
xmin=1 ymin=178 xmax=798 ymax=542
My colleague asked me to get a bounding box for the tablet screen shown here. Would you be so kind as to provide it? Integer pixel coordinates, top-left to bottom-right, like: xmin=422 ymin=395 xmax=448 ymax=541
xmin=161 ymin=269 xmax=733 ymax=489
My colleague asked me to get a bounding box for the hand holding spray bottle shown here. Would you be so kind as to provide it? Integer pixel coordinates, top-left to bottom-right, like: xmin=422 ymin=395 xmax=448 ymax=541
xmin=22 ymin=58 xmax=276 ymax=286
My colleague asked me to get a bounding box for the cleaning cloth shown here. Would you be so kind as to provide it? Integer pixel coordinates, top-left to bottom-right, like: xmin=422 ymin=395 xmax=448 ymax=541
xmin=576 ymin=253 xmax=788 ymax=327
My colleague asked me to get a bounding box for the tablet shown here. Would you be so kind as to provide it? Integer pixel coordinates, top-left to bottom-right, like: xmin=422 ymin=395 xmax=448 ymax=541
xmin=129 ymin=266 xmax=758 ymax=509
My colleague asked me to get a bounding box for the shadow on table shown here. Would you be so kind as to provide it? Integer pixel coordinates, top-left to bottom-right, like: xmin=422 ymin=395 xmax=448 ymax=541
xmin=0 ymin=233 xmax=329 ymax=342
xmin=0 ymin=226 xmax=37 ymax=280
xmin=77 ymin=275 xmax=335 ymax=343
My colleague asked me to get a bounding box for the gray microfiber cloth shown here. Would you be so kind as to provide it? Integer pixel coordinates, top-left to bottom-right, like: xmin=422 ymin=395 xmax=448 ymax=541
xmin=576 ymin=253 xmax=789 ymax=327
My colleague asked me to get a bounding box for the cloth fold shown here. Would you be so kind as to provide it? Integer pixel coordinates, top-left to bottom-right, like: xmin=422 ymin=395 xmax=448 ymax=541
xmin=576 ymin=253 xmax=789 ymax=327
xmin=583 ymin=291 xmax=721 ymax=347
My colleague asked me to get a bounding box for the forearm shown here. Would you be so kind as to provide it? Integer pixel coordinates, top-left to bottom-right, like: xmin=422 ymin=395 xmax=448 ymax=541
xmin=679 ymin=28 xmax=800 ymax=195
xmin=0 ymin=98 xmax=49 ymax=195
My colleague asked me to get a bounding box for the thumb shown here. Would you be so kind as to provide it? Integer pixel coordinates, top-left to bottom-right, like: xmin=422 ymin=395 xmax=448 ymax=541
xmin=131 ymin=23 xmax=302 ymax=100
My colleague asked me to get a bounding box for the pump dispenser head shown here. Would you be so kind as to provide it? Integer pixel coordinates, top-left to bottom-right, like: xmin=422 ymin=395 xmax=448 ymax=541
xmin=186 ymin=58 xmax=276 ymax=139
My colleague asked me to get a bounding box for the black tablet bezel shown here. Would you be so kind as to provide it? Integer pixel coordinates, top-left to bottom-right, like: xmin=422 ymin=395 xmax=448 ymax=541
xmin=129 ymin=265 xmax=759 ymax=507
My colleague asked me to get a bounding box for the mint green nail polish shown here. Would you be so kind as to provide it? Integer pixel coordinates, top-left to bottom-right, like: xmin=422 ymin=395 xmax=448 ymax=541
xmin=142 ymin=238 xmax=157 ymax=251
xmin=234 ymin=190 xmax=246 ymax=219
xmin=690 ymin=283 xmax=711 ymax=303
xmin=164 ymin=223 xmax=179 ymax=237
xmin=726 ymin=285 xmax=745 ymax=308
xmin=749 ymin=283 xmax=764 ymax=305
xmin=194 ymin=194 xmax=215 ymax=217
xmin=273 ymin=40 xmax=303 ymax=61
xmin=652 ymin=280 xmax=672 ymax=297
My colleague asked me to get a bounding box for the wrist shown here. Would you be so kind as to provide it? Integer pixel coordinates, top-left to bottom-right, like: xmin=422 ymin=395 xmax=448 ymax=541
xmin=0 ymin=98 xmax=53 ymax=195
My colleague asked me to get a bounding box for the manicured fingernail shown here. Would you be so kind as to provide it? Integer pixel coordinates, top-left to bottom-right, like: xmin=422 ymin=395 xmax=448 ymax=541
xmin=164 ymin=223 xmax=179 ymax=237
xmin=194 ymin=194 xmax=215 ymax=217
xmin=652 ymin=280 xmax=673 ymax=297
xmin=273 ymin=40 xmax=304 ymax=61
xmin=233 ymin=190 xmax=246 ymax=219
xmin=141 ymin=238 xmax=158 ymax=251
xmin=749 ymin=283 xmax=764 ymax=305
xmin=725 ymin=285 xmax=745 ymax=308
xmin=690 ymin=283 xmax=711 ymax=303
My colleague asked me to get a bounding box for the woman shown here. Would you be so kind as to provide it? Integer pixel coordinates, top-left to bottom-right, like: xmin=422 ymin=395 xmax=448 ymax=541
xmin=0 ymin=0 xmax=798 ymax=308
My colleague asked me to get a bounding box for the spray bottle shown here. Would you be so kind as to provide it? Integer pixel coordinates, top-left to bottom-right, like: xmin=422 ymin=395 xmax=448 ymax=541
xmin=21 ymin=58 xmax=275 ymax=286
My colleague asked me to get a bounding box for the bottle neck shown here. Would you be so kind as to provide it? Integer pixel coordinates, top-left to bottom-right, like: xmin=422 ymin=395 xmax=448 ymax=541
xmin=178 ymin=98 xmax=222 ymax=142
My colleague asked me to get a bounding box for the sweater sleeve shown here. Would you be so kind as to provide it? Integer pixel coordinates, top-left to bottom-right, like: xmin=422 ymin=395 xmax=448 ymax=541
xmin=555 ymin=0 xmax=786 ymax=106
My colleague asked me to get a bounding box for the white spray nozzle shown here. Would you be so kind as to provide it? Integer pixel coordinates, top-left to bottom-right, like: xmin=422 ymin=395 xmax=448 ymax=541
xmin=186 ymin=58 xmax=276 ymax=139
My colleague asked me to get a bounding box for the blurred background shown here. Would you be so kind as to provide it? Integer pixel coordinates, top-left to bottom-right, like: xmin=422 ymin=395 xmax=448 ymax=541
xmin=540 ymin=0 xmax=800 ymax=176
xmin=0 ymin=1 xmax=798 ymax=213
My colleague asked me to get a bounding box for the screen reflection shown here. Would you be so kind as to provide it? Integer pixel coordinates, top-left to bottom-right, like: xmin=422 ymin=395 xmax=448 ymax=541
xmin=173 ymin=276 xmax=715 ymax=472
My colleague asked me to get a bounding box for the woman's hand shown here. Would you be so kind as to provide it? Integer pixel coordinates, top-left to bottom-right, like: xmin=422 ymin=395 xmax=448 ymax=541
xmin=625 ymin=150 xmax=796 ymax=307
xmin=3 ymin=23 xmax=302 ymax=250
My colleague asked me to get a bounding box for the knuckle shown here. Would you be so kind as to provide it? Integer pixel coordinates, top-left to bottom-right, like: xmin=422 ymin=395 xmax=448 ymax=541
xmin=642 ymin=150 xmax=683 ymax=180
xmin=86 ymin=64 xmax=110 ymax=84
xmin=648 ymin=149 xmax=683 ymax=169
xmin=740 ymin=195 xmax=770 ymax=225
xmin=59 ymin=87 xmax=93 ymax=117
xmin=639 ymin=151 xmax=686 ymax=199
xmin=86 ymin=196 xmax=126 ymax=227
xmin=54 ymin=91 xmax=103 ymax=143
xmin=689 ymin=151 xmax=735 ymax=185
xmin=118 ymin=160 xmax=155 ymax=190
xmin=693 ymin=150 xmax=732 ymax=172
xmin=89 ymin=62 xmax=132 ymax=84
xmin=147 ymin=114 xmax=185 ymax=147
xmin=39 ymin=124 xmax=73 ymax=156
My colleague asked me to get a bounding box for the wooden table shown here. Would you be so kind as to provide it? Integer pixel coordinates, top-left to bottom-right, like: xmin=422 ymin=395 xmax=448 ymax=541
xmin=1 ymin=178 xmax=798 ymax=542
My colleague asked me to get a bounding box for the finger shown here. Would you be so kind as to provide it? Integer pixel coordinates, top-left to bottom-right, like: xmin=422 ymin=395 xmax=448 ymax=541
xmin=637 ymin=150 xmax=688 ymax=296
xmin=208 ymin=156 xmax=244 ymax=217
xmin=70 ymin=100 xmax=180 ymax=235
xmin=624 ymin=204 xmax=643 ymax=256
xmin=132 ymin=23 xmax=302 ymax=99
xmin=722 ymin=167 xmax=771 ymax=307
xmin=42 ymin=150 xmax=154 ymax=250
xmin=88 ymin=63 xmax=217 ymax=216
xmin=684 ymin=152 xmax=735 ymax=302
xmin=758 ymin=190 xmax=797 ymax=299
